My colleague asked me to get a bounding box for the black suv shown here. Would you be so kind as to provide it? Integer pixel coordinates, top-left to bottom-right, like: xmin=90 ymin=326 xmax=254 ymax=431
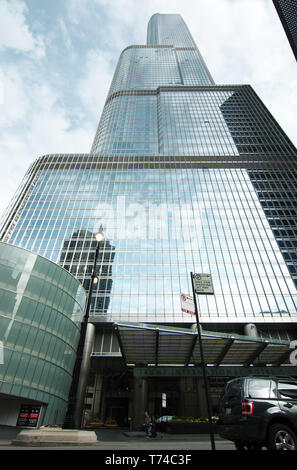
xmin=218 ymin=376 xmax=297 ymax=450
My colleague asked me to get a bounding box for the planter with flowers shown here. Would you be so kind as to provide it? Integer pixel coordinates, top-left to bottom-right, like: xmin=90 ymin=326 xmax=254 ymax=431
xmin=163 ymin=416 xmax=218 ymax=434
xmin=85 ymin=417 xmax=104 ymax=429
xmin=104 ymin=417 xmax=118 ymax=428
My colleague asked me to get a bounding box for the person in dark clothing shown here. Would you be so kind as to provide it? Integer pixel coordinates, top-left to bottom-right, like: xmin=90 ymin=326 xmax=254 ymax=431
xmin=144 ymin=411 xmax=152 ymax=437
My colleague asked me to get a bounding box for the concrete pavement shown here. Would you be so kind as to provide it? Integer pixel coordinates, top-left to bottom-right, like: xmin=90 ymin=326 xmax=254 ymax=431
xmin=1 ymin=426 xmax=295 ymax=468
xmin=0 ymin=425 xmax=236 ymax=450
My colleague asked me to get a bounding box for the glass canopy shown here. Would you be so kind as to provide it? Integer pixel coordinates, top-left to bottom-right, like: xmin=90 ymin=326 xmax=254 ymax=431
xmin=114 ymin=321 xmax=292 ymax=367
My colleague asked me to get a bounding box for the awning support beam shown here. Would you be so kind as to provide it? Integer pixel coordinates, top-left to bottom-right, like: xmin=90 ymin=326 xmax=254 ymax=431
xmin=215 ymin=338 xmax=234 ymax=366
xmin=274 ymin=350 xmax=291 ymax=367
xmin=155 ymin=329 xmax=159 ymax=366
xmin=114 ymin=326 xmax=127 ymax=365
xmin=244 ymin=342 xmax=268 ymax=366
xmin=185 ymin=335 xmax=198 ymax=366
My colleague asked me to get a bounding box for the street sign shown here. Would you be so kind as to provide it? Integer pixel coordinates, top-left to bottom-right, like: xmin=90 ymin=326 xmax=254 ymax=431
xmin=180 ymin=293 xmax=195 ymax=315
xmin=193 ymin=273 xmax=214 ymax=295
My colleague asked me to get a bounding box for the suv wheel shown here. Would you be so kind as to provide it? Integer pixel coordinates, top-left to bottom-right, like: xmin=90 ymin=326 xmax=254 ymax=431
xmin=234 ymin=441 xmax=262 ymax=451
xmin=268 ymin=424 xmax=297 ymax=451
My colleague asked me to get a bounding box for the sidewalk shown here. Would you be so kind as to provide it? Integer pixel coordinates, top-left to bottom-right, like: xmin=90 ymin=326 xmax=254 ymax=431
xmin=122 ymin=430 xmax=220 ymax=440
xmin=0 ymin=425 xmax=19 ymax=446
xmin=0 ymin=425 xmax=232 ymax=449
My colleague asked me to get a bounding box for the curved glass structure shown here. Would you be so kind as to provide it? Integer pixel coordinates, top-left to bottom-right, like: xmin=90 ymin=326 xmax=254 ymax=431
xmin=0 ymin=242 xmax=86 ymax=426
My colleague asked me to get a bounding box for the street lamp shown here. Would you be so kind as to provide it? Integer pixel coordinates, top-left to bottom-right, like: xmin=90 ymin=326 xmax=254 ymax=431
xmin=95 ymin=231 xmax=104 ymax=243
xmin=63 ymin=227 xmax=105 ymax=429
xmin=83 ymin=226 xmax=105 ymax=323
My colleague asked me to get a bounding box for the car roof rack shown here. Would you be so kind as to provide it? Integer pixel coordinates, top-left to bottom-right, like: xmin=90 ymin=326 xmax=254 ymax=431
xmin=246 ymin=376 xmax=297 ymax=381
xmin=227 ymin=375 xmax=297 ymax=381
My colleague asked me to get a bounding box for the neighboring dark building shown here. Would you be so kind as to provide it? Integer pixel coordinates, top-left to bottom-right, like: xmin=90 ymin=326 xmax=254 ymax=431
xmin=59 ymin=229 xmax=115 ymax=314
xmin=273 ymin=0 xmax=297 ymax=60
xmin=1 ymin=14 xmax=297 ymax=428
xmin=220 ymin=91 xmax=297 ymax=290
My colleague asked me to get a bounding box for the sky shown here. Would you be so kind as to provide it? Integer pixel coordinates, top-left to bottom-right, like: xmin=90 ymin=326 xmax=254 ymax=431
xmin=0 ymin=0 xmax=296 ymax=219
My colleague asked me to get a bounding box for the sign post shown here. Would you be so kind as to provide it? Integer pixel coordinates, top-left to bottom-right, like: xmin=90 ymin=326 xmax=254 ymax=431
xmin=190 ymin=272 xmax=216 ymax=451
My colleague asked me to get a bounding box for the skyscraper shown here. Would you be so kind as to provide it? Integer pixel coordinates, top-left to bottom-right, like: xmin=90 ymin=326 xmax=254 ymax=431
xmin=273 ymin=0 xmax=297 ymax=61
xmin=1 ymin=13 xmax=297 ymax=427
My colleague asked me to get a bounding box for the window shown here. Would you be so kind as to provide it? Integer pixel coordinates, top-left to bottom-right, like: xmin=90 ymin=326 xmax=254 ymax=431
xmin=226 ymin=379 xmax=243 ymax=398
xmin=278 ymin=381 xmax=297 ymax=399
xmin=248 ymin=379 xmax=275 ymax=399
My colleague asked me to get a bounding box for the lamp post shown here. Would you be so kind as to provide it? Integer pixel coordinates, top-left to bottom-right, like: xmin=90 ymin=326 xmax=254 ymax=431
xmin=63 ymin=227 xmax=104 ymax=429
xmin=82 ymin=228 xmax=104 ymax=329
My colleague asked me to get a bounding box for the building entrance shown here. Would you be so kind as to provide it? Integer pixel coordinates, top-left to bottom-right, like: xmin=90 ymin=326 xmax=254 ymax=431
xmin=150 ymin=377 xmax=180 ymax=417
xmin=105 ymin=398 xmax=129 ymax=427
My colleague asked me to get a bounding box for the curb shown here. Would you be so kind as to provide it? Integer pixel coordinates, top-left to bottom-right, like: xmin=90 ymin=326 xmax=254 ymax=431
xmin=10 ymin=440 xmax=102 ymax=447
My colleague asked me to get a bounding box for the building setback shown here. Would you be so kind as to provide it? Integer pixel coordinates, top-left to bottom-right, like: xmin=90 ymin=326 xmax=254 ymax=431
xmin=1 ymin=13 xmax=297 ymax=427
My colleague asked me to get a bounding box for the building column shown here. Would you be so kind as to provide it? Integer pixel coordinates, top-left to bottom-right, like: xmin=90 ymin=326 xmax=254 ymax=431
xmin=196 ymin=377 xmax=208 ymax=417
xmin=92 ymin=373 xmax=104 ymax=418
xmin=133 ymin=377 xmax=148 ymax=430
xmin=74 ymin=323 xmax=95 ymax=428
xmin=244 ymin=323 xmax=258 ymax=338
xmin=180 ymin=377 xmax=198 ymax=417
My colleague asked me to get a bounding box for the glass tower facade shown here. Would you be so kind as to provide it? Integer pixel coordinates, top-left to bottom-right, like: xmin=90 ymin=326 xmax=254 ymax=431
xmin=2 ymin=14 xmax=297 ymax=328
xmin=1 ymin=13 xmax=297 ymax=422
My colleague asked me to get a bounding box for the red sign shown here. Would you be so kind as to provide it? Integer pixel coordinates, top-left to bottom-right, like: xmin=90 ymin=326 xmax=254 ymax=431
xmin=17 ymin=405 xmax=41 ymax=427
xmin=180 ymin=293 xmax=196 ymax=316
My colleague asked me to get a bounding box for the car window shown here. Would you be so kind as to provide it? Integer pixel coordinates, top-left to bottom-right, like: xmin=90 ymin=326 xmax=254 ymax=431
xmin=248 ymin=379 xmax=274 ymax=398
xmin=225 ymin=380 xmax=242 ymax=398
xmin=278 ymin=381 xmax=297 ymax=400
xmin=158 ymin=416 xmax=172 ymax=422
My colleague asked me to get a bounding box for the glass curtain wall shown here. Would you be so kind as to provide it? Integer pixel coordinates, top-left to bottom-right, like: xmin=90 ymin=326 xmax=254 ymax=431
xmin=1 ymin=14 xmax=297 ymax=328
xmin=2 ymin=153 xmax=297 ymax=325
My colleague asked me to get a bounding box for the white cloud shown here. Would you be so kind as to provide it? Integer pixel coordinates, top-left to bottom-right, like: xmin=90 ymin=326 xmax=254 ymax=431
xmin=26 ymin=82 xmax=93 ymax=155
xmin=0 ymin=0 xmax=296 ymax=219
xmin=0 ymin=66 xmax=29 ymax=127
xmin=0 ymin=0 xmax=45 ymax=58
xmin=0 ymin=65 xmax=93 ymax=217
xmin=76 ymin=49 xmax=114 ymax=124
xmin=59 ymin=17 xmax=72 ymax=50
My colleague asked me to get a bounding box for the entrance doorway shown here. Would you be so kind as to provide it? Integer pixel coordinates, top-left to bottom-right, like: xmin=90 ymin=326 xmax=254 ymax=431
xmin=105 ymin=398 xmax=129 ymax=427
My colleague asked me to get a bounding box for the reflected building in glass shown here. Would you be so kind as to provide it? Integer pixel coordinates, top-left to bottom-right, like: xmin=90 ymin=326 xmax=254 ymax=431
xmin=1 ymin=13 xmax=297 ymax=425
xmin=59 ymin=230 xmax=115 ymax=315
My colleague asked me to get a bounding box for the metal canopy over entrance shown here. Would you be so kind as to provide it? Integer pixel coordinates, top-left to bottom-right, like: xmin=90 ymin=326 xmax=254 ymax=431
xmin=113 ymin=321 xmax=293 ymax=368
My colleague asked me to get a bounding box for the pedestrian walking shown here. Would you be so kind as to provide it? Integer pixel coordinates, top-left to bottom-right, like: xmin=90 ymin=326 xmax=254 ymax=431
xmin=144 ymin=411 xmax=152 ymax=438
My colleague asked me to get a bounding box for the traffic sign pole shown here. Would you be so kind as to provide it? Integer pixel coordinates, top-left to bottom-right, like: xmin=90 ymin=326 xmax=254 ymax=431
xmin=190 ymin=272 xmax=216 ymax=451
